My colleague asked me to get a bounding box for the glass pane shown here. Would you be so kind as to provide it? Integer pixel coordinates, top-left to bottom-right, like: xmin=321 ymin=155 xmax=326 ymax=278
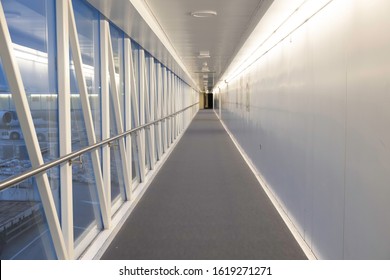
xmin=0 ymin=59 xmax=9 ymax=91
xmin=132 ymin=41 xmax=141 ymax=123
xmin=131 ymin=135 xmax=140 ymax=183
xmin=70 ymin=0 xmax=101 ymax=150
xmin=72 ymin=152 xmax=101 ymax=242
xmin=0 ymin=0 xmax=59 ymax=259
xmin=161 ymin=67 xmax=167 ymax=154
xmin=1 ymin=0 xmax=58 ymax=160
xmin=131 ymin=41 xmax=140 ymax=181
xmin=70 ymin=0 xmax=102 ymax=242
xmin=154 ymin=62 xmax=160 ymax=161
xmin=110 ymin=140 xmax=125 ymax=205
xmin=109 ymin=24 xmax=125 ymax=205
xmin=0 ymin=175 xmax=57 ymax=259
xmin=110 ymin=24 xmax=125 ymax=119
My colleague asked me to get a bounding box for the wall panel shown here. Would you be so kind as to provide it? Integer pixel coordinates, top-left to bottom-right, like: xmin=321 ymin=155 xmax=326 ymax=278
xmin=218 ymin=0 xmax=390 ymax=259
xmin=344 ymin=0 xmax=390 ymax=259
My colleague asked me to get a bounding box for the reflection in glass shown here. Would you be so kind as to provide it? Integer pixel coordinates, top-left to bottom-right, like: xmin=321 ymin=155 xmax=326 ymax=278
xmin=72 ymin=152 xmax=101 ymax=241
xmin=70 ymin=0 xmax=102 ymax=242
xmin=131 ymin=42 xmax=140 ymax=181
xmin=152 ymin=60 xmax=160 ymax=161
xmin=109 ymin=24 xmax=126 ymax=206
xmin=0 ymin=177 xmax=57 ymax=259
xmin=0 ymin=0 xmax=59 ymax=259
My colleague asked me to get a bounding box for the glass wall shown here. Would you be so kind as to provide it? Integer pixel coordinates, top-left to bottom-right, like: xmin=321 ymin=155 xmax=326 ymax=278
xmin=0 ymin=0 xmax=198 ymax=259
xmin=131 ymin=41 xmax=140 ymax=182
xmin=70 ymin=0 xmax=102 ymax=243
xmin=109 ymin=23 xmax=126 ymax=206
xmin=0 ymin=0 xmax=58 ymax=259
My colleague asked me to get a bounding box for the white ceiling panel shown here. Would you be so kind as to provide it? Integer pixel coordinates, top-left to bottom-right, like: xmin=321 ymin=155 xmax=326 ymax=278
xmin=87 ymin=0 xmax=273 ymax=91
xmin=144 ymin=0 xmax=273 ymax=91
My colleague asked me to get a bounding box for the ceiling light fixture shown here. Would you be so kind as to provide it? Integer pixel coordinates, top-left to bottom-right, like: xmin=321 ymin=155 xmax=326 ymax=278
xmin=198 ymin=51 xmax=211 ymax=59
xmin=190 ymin=10 xmax=217 ymax=18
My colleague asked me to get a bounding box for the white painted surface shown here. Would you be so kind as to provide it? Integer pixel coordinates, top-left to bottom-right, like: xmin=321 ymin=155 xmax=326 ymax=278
xmin=218 ymin=0 xmax=390 ymax=259
xmin=344 ymin=0 xmax=390 ymax=259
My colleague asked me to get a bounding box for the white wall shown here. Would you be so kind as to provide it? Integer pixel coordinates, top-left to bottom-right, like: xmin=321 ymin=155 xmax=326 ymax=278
xmin=217 ymin=0 xmax=390 ymax=259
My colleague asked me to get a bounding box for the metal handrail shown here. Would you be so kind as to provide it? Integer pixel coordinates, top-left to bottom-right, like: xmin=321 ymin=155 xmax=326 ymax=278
xmin=0 ymin=103 xmax=199 ymax=191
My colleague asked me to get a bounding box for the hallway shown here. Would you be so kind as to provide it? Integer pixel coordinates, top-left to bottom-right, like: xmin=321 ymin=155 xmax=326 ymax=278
xmin=102 ymin=110 xmax=306 ymax=259
xmin=1 ymin=0 xmax=390 ymax=262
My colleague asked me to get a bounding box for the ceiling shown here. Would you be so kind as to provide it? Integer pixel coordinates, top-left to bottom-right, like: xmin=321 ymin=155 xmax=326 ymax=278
xmin=143 ymin=0 xmax=273 ymax=92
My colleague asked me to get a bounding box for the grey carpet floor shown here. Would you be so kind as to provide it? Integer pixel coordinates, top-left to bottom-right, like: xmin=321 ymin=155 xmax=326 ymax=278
xmin=102 ymin=110 xmax=307 ymax=260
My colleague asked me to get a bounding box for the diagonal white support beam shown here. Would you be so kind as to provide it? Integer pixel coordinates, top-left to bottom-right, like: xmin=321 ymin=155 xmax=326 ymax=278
xmin=106 ymin=22 xmax=132 ymax=200
xmin=129 ymin=45 xmax=143 ymax=182
xmin=0 ymin=2 xmax=68 ymax=260
xmin=67 ymin=0 xmax=110 ymax=229
xmin=56 ymin=0 xmax=73 ymax=259
xmin=143 ymin=56 xmax=153 ymax=170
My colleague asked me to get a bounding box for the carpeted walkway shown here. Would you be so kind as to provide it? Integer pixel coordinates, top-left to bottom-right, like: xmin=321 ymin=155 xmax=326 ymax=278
xmin=102 ymin=110 xmax=307 ymax=259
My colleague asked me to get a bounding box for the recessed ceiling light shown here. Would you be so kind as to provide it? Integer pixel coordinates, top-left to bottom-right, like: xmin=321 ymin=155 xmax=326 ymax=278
xmin=190 ymin=10 xmax=217 ymax=18
xmin=198 ymin=51 xmax=210 ymax=58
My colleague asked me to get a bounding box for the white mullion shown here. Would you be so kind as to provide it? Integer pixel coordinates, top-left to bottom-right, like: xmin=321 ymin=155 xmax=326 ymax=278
xmin=182 ymin=83 xmax=184 ymax=131
xmin=100 ymin=19 xmax=111 ymax=211
xmin=160 ymin=67 xmax=165 ymax=154
xmin=172 ymin=75 xmax=175 ymax=139
xmin=163 ymin=68 xmax=168 ymax=149
xmin=176 ymin=78 xmax=182 ymax=136
xmin=166 ymin=71 xmax=171 ymax=146
xmin=178 ymin=81 xmax=182 ymax=134
xmin=106 ymin=25 xmax=132 ymax=200
xmin=172 ymin=74 xmax=175 ymax=140
xmin=171 ymin=74 xmax=175 ymax=141
xmin=175 ymin=77 xmax=178 ymax=137
xmin=156 ymin=64 xmax=162 ymax=160
xmin=166 ymin=70 xmax=170 ymax=145
xmin=124 ymin=38 xmax=132 ymax=193
xmin=0 ymin=2 xmax=68 ymax=259
xmin=139 ymin=49 xmax=146 ymax=180
xmin=182 ymin=83 xmax=185 ymax=131
xmin=129 ymin=45 xmax=141 ymax=182
xmin=174 ymin=76 xmax=179 ymax=139
xmin=176 ymin=78 xmax=179 ymax=135
xmin=179 ymin=81 xmax=181 ymax=134
xmin=181 ymin=82 xmax=184 ymax=132
xmin=148 ymin=57 xmax=156 ymax=169
xmin=143 ymin=55 xmax=151 ymax=170
xmin=56 ymin=0 xmax=73 ymax=259
xmin=176 ymin=77 xmax=179 ymax=136
xmin=68 ymin=0 xmax=110 ymax=229
xmin=169 ymin=72 xmax=173 ymax=144
xmin=158 ymin=65 xmax=163 ymax=158
xmin=163 ymin=67 xmax=168 ymax=151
